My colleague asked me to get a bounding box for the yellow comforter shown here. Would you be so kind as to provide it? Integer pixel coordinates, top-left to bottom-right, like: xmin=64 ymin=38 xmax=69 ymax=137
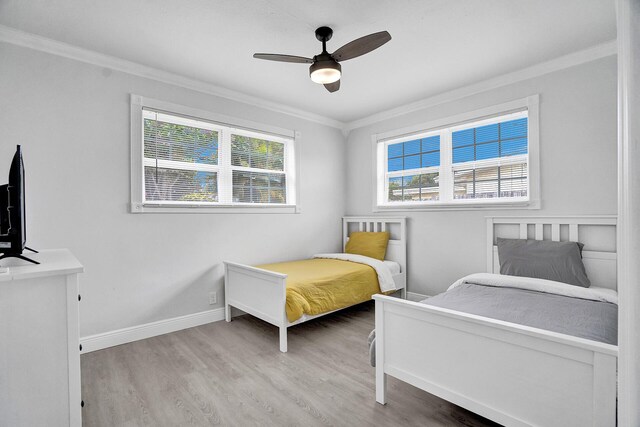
xmin=256 ymin=258 xmax=381 ymax=322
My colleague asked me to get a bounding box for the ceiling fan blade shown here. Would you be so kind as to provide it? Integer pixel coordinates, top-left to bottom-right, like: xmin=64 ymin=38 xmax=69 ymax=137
xmin=253 ymin=53 xmax=314 ymax=64
xmin=331 ymin=31 xmax=391 ymax=62
xmin=324 ymin=80 xmax=340 ymax=93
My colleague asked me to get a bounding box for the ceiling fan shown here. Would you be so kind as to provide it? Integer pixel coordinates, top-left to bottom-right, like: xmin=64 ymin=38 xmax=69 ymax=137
xmin=253 ymin=27 xmax=391 ymax=93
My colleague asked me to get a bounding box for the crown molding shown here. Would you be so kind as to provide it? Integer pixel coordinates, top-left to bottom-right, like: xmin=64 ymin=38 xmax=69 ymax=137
xmin=0 ymin=24 xmax=616 ymax=135
xmin=0 ymin=24 xmax=345 ymax=130
xmin=344 ymin=40 xmax=617 ymax=133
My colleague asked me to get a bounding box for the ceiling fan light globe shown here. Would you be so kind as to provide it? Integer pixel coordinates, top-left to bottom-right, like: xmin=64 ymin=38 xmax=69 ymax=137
xmin=310 ymin=68 xmax=341 ymax=84
xmin=309 ymin=60 xmax=342 ymax=84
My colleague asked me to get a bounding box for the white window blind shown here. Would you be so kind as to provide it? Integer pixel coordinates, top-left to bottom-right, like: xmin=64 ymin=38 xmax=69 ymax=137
xmin=377 ymin=108 xmax=534 ymax=209
xmin=144 ymin=110 xmax=220 ymax=204
xmin=230 ymin=132 xmax=287 ymax=204
xmin=386 ymin=134 xmax=441 ymax=202
xmin=141 ymin=108 xmax=295 ymax=208
xmin=450 ymin=112 xmax=528 ymax=201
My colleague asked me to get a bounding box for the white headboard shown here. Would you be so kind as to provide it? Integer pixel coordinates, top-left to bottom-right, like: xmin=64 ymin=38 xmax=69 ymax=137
xmin=487 ymin=216 xmax=617 ymax=290
xmin=343 ymin=217 xmax=406 ymax=274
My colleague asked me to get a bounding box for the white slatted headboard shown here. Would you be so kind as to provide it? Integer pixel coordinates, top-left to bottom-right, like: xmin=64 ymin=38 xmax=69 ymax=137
xmin=487 ymin=216 xmax=617 ymax=290
xmin=343 ymin=217 xmax=407 ymax=275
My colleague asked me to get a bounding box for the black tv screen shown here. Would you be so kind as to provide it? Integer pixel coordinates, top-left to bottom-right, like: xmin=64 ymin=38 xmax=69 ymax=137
xmin=0 ymin=145 xmax=26 ymax=254
xmin=0 ymin=184 xmax=8 ymax=235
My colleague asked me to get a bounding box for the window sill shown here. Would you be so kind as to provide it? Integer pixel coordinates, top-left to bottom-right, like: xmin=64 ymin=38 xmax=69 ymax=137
xmin=374 ymin=199 xmax=540 ymax=212
xmin=130 ymin=203 xmax=300 ymax=214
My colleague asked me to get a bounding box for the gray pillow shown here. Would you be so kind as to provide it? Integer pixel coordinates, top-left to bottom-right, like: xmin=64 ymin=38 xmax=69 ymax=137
xmin=497 ymin=238 xmax=591 ymax=288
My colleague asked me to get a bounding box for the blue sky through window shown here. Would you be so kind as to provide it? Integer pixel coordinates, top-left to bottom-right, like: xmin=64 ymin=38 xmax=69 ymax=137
xmin=381 ymin=109 xmax=531 ymax=206
xmin=452 ymin=117 xmax=527 ymax=164
xmin=388 ymin=135 xmax=440 ymax=172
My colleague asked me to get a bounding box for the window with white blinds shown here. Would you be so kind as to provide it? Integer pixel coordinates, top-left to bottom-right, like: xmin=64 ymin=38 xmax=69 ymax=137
xmin=450 ymin=112 xmax=528 ymax=201
xmin=144 ymin=111 xmax=220 ymax=203
xmin=386 ymin=134 xmax=441 ymax=202
xmin=375 ymin=97 xmax=539 ymax=210
xmin=135 ymin=102 xmax=296 ymax=211
xmin=230 ymin=133 xmax=287 ymax=204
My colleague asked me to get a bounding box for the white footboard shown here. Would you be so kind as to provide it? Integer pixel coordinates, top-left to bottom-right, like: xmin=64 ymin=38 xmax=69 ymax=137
xmin=374 ymin=295 xmax=617 ymax=427
xmin=224 ymin=261 xmax=289 ymax=352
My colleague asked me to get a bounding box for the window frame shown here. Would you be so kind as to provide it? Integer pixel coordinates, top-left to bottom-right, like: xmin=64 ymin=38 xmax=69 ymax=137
xmin=131 ymin=95 xmax=300 ymax=214
xmin=372 ymin=95 xmax=540 ymax=211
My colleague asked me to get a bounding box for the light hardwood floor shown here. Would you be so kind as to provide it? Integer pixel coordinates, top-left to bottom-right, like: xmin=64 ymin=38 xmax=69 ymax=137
xmin=81 ymin=302 xmax=500 ymax=426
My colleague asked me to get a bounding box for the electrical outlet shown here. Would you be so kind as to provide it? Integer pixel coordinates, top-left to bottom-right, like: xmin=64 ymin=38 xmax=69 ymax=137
xmin=209 ymin=291 xmax=217 ymax=305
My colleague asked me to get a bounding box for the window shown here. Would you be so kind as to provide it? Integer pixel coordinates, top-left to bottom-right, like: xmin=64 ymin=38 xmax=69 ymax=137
xmin=375 ymin=96 xmax=539 ymax=209
xmin=143 ymin=111 xmax=220 ymax=203
xmin=230 ymin=133 xmax=287 ymax=204
xmin=450 ymin=114 xmax=528 ymax=201
xmin=131 ymin=96 xmax=298 ymax=213
xmin=387 ymin=134 xmax=442 ymax=202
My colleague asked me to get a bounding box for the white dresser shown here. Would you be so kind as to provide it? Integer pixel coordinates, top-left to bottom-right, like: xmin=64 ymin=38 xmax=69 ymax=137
xmin=0 ymin=249 xmax=84 ymax=427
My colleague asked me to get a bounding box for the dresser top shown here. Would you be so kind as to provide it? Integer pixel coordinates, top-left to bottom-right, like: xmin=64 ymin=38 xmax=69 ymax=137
xmin=0 ymin=249 xmax=84 ymax=282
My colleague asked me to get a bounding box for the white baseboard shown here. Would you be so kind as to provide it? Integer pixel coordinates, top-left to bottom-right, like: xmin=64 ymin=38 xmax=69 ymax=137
xmin=407 ymin=291 xmax=431 ymax=302
xmin=80 ymin=307 xmax=225 ymax=353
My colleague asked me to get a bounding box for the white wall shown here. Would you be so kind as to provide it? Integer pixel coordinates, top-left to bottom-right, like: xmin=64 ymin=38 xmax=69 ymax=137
xmin=346 ymin=56 xmax=618 ymax=297
xmin=0 ymin=43 xmax=346 ymax=337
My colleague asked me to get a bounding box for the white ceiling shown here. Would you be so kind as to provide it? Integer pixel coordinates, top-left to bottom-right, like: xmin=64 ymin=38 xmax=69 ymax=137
xmin=0 ymin=0 xmax=616 ymax=123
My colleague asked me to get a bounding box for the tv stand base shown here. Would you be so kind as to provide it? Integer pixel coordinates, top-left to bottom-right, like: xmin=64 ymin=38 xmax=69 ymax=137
xmin=0 ymin=253 xmax=40 ymax=265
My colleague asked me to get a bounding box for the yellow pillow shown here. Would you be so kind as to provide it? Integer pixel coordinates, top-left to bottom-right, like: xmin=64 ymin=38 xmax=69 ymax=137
xmin=345 ymin=232 xmax=390 ymax=261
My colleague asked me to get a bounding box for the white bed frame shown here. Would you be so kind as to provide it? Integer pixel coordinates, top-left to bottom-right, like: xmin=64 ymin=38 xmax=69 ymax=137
xmin=224 ymin=216 xmax=406 ymax=353
xmin=374 ymin=216 xmax=618 ymax=427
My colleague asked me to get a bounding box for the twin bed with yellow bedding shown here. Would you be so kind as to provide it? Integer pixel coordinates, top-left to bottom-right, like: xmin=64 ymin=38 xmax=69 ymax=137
xmin=224 ymin=217 xmax=406 ymax=352
xmin=257 ymin=257 xmax=398 ymax=323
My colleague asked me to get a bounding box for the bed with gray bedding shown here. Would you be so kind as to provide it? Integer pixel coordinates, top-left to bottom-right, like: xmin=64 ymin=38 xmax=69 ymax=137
xmin=369 ymin=276 xmax=618 ymax=366
xmin=421 ymin=282 xmax=617 ymax=345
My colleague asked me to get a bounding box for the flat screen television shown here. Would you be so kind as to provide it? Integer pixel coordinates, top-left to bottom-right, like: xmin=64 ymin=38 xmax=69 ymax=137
xmin=0 ymin=145 xmax=38 ymax=264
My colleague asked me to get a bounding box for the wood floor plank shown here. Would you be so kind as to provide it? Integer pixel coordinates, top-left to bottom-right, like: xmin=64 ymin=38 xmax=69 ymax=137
xmin=81 ymin=301 xmax=501 ymax=426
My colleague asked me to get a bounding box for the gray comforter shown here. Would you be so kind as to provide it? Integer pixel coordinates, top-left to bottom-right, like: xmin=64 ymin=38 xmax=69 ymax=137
xmin=423 ymin=283 xmax=618 ymax=345
xmin=369 ymin=283 xmax=618 ymax=366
